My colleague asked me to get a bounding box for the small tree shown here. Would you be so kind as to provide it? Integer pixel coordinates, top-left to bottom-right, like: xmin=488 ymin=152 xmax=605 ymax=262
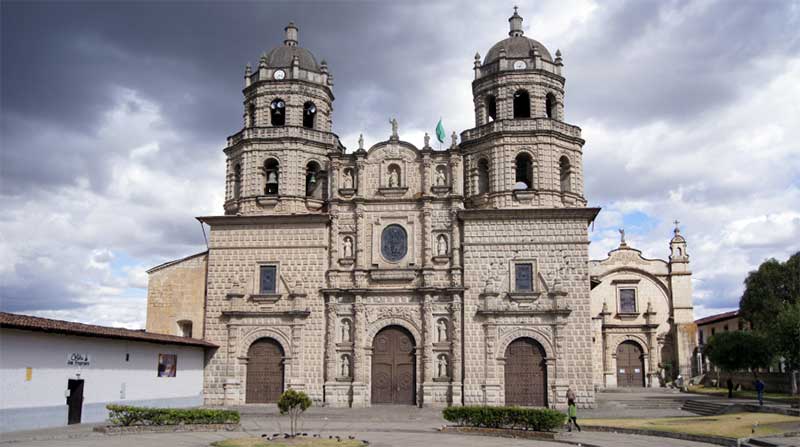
xmin=277 ymin=389 xmax=311 ymax=436
xmin=704 ymin=331 xmax=773 ymax=379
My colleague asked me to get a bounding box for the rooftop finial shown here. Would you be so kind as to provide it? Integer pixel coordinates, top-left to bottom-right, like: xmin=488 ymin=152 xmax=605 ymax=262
xmin=284 ymin=21 xmax=299 ymax=46
xmin=673 ymin=219 xmax=681 ymax=234
xmin=509 ymin=6 xmax=524 ymax=37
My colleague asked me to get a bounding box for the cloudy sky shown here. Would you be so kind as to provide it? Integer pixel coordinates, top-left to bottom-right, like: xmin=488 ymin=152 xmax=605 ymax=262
xmin=1 ymin=0 xmax=799 ymax=328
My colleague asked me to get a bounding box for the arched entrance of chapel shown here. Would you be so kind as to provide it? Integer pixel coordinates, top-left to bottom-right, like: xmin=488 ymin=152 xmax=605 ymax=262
xmin=616 ymin=340 xmax=645 ymax=387
xmin=245 ymin=338 xmax=285 ymax=403
xmin=371 ymin=325 xmax=416 ymax=405
xmin=504 ymin=337 xmax=547 ymax=407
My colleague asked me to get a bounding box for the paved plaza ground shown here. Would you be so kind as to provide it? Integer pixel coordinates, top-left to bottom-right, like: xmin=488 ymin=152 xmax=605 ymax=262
xmin=1 ymin=391 xmax=797 ymax=447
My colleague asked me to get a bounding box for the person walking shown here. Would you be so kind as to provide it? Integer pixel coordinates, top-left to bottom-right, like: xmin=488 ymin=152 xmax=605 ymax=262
xmin=754 ymin=378 xmax=765 ymax=406
xmin=568 ymin=400 xmax=581 ymax=432
xmin=727 ymin=378 xmax=734 ymax=398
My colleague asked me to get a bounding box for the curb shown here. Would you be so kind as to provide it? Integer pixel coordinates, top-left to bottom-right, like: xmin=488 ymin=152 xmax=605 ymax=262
xmin=581 ymin=425 xmax=742 ymax=447
xmin=93 ymin=423 xmax=242 ymax=435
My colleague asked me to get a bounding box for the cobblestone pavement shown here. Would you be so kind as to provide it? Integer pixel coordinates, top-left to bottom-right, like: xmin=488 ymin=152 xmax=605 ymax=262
xmin=1 ymin=404 xmax=722 ymax=447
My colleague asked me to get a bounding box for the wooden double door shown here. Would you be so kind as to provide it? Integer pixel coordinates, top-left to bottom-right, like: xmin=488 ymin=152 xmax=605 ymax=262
xmin=504 ymin=338 xmax=547 ymax=407
xmin=246 ymin=338 xmax=285 ymax=403
xmin=616 ymin=341 xmax=645 ymax=387
xmin=371 ymin=326 xmax=415 ymax=404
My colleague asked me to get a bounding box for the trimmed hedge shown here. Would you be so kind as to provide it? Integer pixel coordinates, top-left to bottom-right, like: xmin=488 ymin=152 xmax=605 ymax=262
xmin=106 ymin=405 xmax=240 ymax=426
xmin=442 ymin=406 xmax=566 ymax=432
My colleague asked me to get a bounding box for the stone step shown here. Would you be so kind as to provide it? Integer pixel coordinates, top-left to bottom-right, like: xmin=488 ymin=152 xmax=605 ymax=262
xmin=680 ymin=399 xmax=729 ymax=416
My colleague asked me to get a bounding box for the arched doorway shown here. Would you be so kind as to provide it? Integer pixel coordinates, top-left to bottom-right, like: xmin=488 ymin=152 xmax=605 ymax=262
xmin=371 ymin=326 xmax=415 ymax=405
xmin=616 ymin=341 xmax=645 ymax=387
xmin=246 ymin=338 xmax=284 ymax=403
xmin=504 ymin=338 xmax=547 ymax=406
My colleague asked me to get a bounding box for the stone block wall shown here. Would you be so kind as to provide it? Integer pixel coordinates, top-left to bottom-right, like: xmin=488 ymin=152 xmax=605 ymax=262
xmin=146 ymin=252 xmax=208 ymax=338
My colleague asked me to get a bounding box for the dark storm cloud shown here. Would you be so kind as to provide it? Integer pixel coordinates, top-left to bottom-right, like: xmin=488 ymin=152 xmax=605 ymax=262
xmin=565 ymin=0 xmax=800 ymax=126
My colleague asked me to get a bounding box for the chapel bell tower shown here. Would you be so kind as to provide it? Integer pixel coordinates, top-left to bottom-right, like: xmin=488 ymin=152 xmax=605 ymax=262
xmin=223 ymin=22 xmax=342 ymax=216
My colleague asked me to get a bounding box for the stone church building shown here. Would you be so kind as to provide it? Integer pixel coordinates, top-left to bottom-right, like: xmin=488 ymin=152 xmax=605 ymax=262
xmin=146 ymin=10 xmax=696 ymax=409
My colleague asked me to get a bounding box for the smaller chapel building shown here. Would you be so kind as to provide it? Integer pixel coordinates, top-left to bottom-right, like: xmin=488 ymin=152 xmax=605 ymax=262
xmin=589 ymin=227 xmax=696 ymax=389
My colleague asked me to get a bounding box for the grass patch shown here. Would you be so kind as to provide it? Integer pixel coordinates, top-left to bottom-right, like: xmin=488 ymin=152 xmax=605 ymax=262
xmin=582 ymin=412 xmax=800 ymax=439
xmin=687 ymin=385 xmax=799 ymax=405
xmin=212 ymin=437 xmax=364 ymax=447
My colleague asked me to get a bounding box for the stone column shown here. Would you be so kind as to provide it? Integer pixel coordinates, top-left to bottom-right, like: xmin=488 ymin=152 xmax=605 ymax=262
xmin=450 ymin=295 xmax=464 ymax=406
xmin=325 ymin=297 xmax=338 ymax=381
xmin=352 ymin=299 xmax=368 ymax=407
xmin=329 ymin=212 xmax=339 ymax=270
xmin=355 ymin=209 xmax=365 ymax=269
xmin=421 ymin=295 xmax=434 ymax=383
xmin=355 ymin=160 xmax=366 ymax=198
xmin=422 ymin=208 xmax=432 ymax=268
xmin=451 ymin=155 xmax=463 ymax=196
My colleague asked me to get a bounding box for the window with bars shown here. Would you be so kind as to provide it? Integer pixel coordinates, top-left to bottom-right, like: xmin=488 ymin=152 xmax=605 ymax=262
xmin=259 ymin=265 xmax=277 ymax=294
xmin=619 ymin=288 xmax=637 ymax=313
xmin=515 ymin=263 xmax=534 ymax=292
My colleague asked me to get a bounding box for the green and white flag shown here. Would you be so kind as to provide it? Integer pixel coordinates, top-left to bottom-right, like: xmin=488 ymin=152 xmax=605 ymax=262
xmin=435 ymin=118 xmax=446 ymax=144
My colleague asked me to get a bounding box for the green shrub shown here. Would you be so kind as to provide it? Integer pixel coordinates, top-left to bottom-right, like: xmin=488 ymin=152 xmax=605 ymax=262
xmin=106 ymin=405 xmax=240 ymax=426
xmin=442 ymin=406 xmax=566 ymax=432
xmin=277 ymin=389 xmax=312 ymax=436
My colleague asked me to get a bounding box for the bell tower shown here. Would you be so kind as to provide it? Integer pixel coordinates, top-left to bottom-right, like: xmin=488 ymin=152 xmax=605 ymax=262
xmin=223 ymin=22 xmax=342 ymax=216
xmin=460 ymin=8 xmax=587 ymax=209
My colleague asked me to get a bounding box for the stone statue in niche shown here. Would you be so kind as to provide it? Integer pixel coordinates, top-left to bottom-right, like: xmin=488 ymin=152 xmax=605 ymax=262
xmin=436 ymin=319 xmax=448 ymax=342
xmin=436 ymin=234 xmax=448 ymax=256
xmin=340 ymin=355 xmax=350 ymax=377
xmin=340 ymin=319 xmax=351 ymax=342
xmin=437 ymin=354 xmax=448 ymax=378
xmin=342 ymin=169 xmax=353 ymax=189
xmin=435 ymin=166 xmax=447 ymax=186
xmin=342 ymin=237 xmax=353 ymax=258
xmin=388 ymin=166 xmax=399 ymax=188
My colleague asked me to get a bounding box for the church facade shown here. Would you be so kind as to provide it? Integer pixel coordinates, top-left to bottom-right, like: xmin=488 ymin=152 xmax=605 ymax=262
xmin=146 ymin=10 xmax=695 ymax=409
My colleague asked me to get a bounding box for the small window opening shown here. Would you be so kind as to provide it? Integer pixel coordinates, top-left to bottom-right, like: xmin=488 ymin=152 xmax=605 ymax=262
xmin=247 ymin=103 xmax=256 ymax=127
xmin=306 ymin=161 xmax=321 ymax=197
xmin=486 ymin=95 xmax=497 ymax=122
xmin=559 ymin=156 xmax=571 ymax=194
xmin=177 ymin=320 xmax=193 ymax=338
xmin=264 ymin=158 xmax=280 ymax=195
xmin=477 ymin=158 xmax=490 ymax=194
xmin=303 ymin=102 xmax=317 ymax=129
xmin=233 ymin=163 xmax=242 ymax=199
xmin=270 ymin=98 xmax=285 ymax=126
xmin=513 ymin=90 xmax=530 ymax=118
xmin=545 ymin=93 xmax=557 ymax=119
xmin=514 ymin=153 xmax=533 ymax=190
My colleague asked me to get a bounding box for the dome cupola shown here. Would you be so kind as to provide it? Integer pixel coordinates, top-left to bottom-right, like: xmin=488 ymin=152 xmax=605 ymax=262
xmin=263 ymin=21 xmax=321 ymax=72
xmin=483 ymin=8 xmax=552 ymax=65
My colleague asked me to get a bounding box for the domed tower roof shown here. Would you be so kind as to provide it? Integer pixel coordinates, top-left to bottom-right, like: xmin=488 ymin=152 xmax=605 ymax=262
xmin=263 ymin=22 xmax=321 ymax=72
xmin=483 ymin=7 xmax=552 ymax=65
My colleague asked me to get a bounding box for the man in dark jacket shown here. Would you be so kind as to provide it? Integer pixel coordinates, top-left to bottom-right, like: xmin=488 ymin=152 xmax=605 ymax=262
xmin=727 ymin=378 xmax=734 ymax=398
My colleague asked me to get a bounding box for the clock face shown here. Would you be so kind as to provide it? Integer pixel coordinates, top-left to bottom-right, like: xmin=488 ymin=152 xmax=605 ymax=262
xmin=273 ymin=69 xmax=286 ymax=80
xmin=513 ymin=60 xmax=527 ymax=70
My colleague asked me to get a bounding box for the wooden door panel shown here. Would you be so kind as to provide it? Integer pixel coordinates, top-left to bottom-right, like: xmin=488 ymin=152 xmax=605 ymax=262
xmin=505 ymin=338 xmax=547 ymax=407
xmin=617 ymin=342 xmax=644 ymax=387
xmin=246 ymin=339 xmax=284 ymax=403
xmin=371 ymin=327 xmax=415 ymax=405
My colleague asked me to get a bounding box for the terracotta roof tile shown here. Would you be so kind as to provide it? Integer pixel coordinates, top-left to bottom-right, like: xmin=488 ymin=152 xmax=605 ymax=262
xmin=695 ymin=309 xmax=740 ymax=326
xmin=0 ymin=312 xmax=216 ymax=348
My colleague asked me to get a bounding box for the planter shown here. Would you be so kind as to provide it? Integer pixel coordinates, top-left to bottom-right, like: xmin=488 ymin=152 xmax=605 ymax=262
xmin=94 ymin=423 xmax=241 ymax=435
xmin=439 ymin=425 xmax=557 ymax=441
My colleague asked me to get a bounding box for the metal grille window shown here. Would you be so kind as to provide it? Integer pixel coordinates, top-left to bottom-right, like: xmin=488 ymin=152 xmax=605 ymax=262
xmin=259 ymin=265 xmax=277 ymax=294
xmin=515 ymin=263 xmax=533 ymax=292
xmin=619 ymin=288 xmax=637 ymax=313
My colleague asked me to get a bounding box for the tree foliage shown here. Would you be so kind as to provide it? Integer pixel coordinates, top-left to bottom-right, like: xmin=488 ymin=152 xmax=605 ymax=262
xmin=277 ymin=389 xmax=312 ymax=436
xmin=704 ymin=331 xmax=773 ymax=375
xmin=740 ymin=252 xmax=800 ymax=331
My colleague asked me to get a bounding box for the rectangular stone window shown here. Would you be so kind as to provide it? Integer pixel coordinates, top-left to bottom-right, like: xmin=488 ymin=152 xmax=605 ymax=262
xmin=619 ymin=288 xmax=637 ymax=313
xmin=259 ymin=265 xmax=277 ymax=294
xmin=514 ymin=263 xmax=534 ymax=292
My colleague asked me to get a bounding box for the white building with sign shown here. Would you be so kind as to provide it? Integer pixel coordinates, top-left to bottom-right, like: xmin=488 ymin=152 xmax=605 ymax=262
xmin=0 ymin=312 xmax=215 ymax=433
